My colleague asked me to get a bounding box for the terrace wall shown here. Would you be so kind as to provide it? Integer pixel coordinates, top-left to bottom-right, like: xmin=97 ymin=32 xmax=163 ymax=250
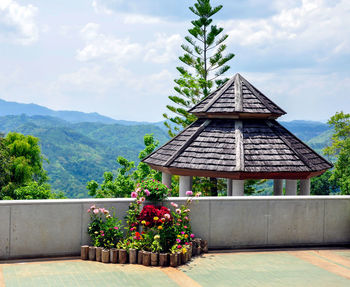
xmin=0 ymin=196 xmax=350 ymax=259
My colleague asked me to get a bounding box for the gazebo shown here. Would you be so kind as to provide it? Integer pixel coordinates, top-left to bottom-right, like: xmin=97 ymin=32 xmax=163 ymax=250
xmin=143 ymin=73 xmax=332 ymax=196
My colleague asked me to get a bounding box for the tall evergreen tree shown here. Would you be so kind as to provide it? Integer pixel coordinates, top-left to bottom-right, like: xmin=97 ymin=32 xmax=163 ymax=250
xmin=163 ymin=0 xmax=234 ymax=137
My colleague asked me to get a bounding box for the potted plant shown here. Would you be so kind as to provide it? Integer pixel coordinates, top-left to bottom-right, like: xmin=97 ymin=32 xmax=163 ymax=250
xmin=150 ymin=234 xmax=162 ymax=266
xmin=169 ymin=245 xmax=178 ymax=267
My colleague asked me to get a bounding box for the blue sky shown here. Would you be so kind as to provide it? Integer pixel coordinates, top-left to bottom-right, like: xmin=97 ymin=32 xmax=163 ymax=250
xmin=0 ymin=0 xmax=349 ymax=122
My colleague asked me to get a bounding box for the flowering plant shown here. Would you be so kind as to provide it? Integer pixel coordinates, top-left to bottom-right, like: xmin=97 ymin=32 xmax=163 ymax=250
xmin=135 ymin=179 xmax=169 ymax=202
xmin=87 ymin=205 xmax=123 ymax=248
xmin=138 ymin=205 xmax=172 ymax=228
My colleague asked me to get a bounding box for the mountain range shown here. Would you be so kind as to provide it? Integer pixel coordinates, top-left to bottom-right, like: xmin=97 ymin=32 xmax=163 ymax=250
xmin=0 ymin=98 xmax=332 ymax=197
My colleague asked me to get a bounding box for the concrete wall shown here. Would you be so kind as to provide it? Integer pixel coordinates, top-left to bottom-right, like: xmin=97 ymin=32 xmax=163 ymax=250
xmin=0 ymin=196 xmax=350 ymax=259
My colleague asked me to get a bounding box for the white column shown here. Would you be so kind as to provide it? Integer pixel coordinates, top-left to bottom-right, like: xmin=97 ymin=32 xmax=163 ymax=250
xmin=162 ymin=172 xmax=172 ymax=188
xmin=227 ymin=179 xmax=232 ymax=196
xmin=273 ymin=179 xmax=283 ymax=196
xmin=285 ymin=180 xmax=297 ymax=195
xmin=300 ymin=179 xmax=310 ymax=195
xmin=232 ymin=180 xmax=244 ymax=196
xmin=179 ymin=176 xmax=192 ymax=197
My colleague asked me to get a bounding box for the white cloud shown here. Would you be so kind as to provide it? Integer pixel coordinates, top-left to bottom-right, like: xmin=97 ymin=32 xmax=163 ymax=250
xmin=144 ymin=33 xmax=182 ymax=64
xmin=77 ymin=22 xmax=181 ymax=65
xmin=222 ymin=0 xmax=350 ymax=56
xmin=76 ymin=23 xmax=142 ymax=63
xmin=0 ymin=0 xmax=39 ymax=45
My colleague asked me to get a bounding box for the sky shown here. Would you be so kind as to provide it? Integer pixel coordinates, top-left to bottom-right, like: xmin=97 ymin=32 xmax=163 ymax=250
xmin=0 ymin=0 xmax=349 ymax=122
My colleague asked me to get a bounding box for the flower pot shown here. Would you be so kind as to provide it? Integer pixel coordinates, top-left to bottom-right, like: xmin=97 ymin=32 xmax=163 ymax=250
xmin=181 ymin=251 xmax=187 ymax=264
xmin=88 ymin=246 xmax=96 ymax=261
xmin=192 ymin=245 xmax=197 ymax=256
xmin=119 ymin=249 xmax=128 ymax=264
xmin=169 ymin=253 xmax=178 ymax=267
xmin=201 ymin=239 xmax=208 ymax=253
xmin=102 ymin=249 xmax=110 ymax=263
xmin=129 ymin=249 xmax=137 ymax=264
xmin=142 ymin=251 xmax=151 ymax=266
xmin=151 ymin=252 xmax=159 ymax=266
xmin=177 ymin=252 xmax=182 ymax=265
xmin=110 ymin=248 xmax=118 ymax=263
xmin=159 ymin=253 xmax=169 ymax=267
xmin=96 ymin=247 xmax=103 ymax=262
xmin=138 ymin=251 xmax=143 ymax=265
xmin=81 ymin=245 xmax=89 ymax=260
xmin=116 ymin=249 xmax=121 ymax=263
xmin=196 ymin=246 xmax=202 ymax=256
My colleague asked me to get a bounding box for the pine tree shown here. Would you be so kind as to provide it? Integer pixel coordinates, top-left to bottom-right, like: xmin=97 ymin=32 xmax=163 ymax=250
xmin=164 ymin=0 xmax=234 ymax=137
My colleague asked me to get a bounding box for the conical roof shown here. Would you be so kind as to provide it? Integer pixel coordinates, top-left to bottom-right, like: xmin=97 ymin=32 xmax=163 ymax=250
xmin=143 ymin=118 xmax=332 ymax=179
xmin=189 ymin=73 xmax=286 ymax=119
xmin=143 ymin=73 xmax=332 ymax=179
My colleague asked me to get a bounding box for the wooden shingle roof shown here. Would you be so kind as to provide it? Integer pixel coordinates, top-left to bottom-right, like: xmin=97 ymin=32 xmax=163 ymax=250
xmin=143 ymin=118 xmax=332 ymax=179
xmin=189 ymin=73 xmax=286 ymax=119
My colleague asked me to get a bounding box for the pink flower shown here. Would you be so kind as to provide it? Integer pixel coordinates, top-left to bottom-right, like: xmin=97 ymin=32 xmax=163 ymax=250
xmin=181 ymin=231 xmax=185 ymax=235
xmin=101 ymin=234 xmax=104 ymax=237
xmin=184 ymin=209 xmax=190 ymax=213
xmin=140 ymin=197 xmax=145 ymax=202
xmin=177 ymin=245 xmax=182 ymax=249
xmin=176 ymin=209 xmax=181 ymax=214
xmin=186 ymin=190 xmax=193 ymax=196
xmin=190 ymin=234 xmax=195 ymax=238
xmin=114 ymin=226 xmax=119 ymax=230
xmin=90 ymin=205 xmax=96 ymax=209
xmin=136 ymin=188 xmax=141 ymax=193
xmin=136 ymin=200 xmax=141 ymax=204
xmin=171 ymin=202 xmax=178 ymax=208
xmin=93 ymin=209 xmax=99 ymax=215
xmin=133 ymin=236 xmax=137 ymax=240
xmin=184 ymin=226 xmax=188 ymax=229
xmin=178 ymin=219 xmax=182 ymax=222
xmin=176 ymin=238 xmax=181 ymax=243
xmin=87 ymin=209 xmax=91 ymax=213
xmin=185 ymin=242 xmax=189 ymax=245
xmin=176 ymin=223 xmax=180 ymax=226
xmin=164 ymin=213 xmax=170 ymax=219
xmin=144 ymin=189 xmax=150 ymax=196
xmin=131 ymin=192 xmax=137 ymax=198
xmin=184 ymin=216 xmax=189 ymax=221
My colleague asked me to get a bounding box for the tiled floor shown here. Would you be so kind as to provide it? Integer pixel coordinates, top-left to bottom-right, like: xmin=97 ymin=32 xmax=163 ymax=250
xmin=1 ymin=249 xmax=350 ymax=286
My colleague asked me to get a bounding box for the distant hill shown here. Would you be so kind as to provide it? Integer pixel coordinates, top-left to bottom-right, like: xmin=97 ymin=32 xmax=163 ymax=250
xmin=0 ymin=98 xmax=162 ymax=126
xmin=0 ymin=115 xmax=168 ymax=198
xmin=279 ymin=120 xmax=329 ymax=141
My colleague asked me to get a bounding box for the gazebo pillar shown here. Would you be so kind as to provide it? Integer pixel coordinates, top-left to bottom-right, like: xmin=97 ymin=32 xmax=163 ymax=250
xmin=232 ymin=180 xmax=244 ymax=196
xmin=300 ymin=179 xmax=311 ymax=195
xmin=161 ymin=172 xmax=172 ymax=188
xmin=273 ymin=179 xmax=283 ymax=195
xmin=285 ymin=180 xmax=297 ymax=195
xmin=227 ymin=179 xmax=232 ymax=196
xmin=179 ymin=176 xmax=192 ymax=197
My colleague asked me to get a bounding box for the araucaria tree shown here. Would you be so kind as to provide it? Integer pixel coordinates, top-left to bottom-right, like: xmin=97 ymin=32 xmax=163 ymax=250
xmin=164 ymin=0 xmax=234 ymax=137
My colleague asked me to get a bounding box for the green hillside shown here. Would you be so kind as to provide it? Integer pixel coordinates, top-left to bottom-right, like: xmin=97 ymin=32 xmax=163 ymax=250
xmin=0 ymin=115 xmax=168 ymax=198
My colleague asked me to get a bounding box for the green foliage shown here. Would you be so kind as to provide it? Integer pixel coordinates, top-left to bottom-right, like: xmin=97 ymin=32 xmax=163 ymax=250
xmin=136 ymin=179 xmax=169 ymax=202
xmin=0 ymin=115 xmax=169 ymax=198
xmin=311 ymin=170 xmax=339 ymax=195
xmin=87 ymin=134 xmax=162 ymax=198
xmin=244 ymin=179 xmax=267 ymax=195
xmin=164 ymin=0 xmax=234 ymax=137
xmin=324 ymin=112 xmax=350 ymax=195
xmin=0 ymin=132 xmax=61 ymax=200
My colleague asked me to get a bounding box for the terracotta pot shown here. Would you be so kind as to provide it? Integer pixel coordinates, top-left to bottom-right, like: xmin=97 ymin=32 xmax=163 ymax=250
xmin=102 ymin=249 xmax=110 ymax=263
xmin=169 ymin=253 xmax=178 ymax=267
xmin=142 ymin=251 xmax=151 ymax=266
xmin=81 ymin=245 xmax=89 ymax=260
xmin=110 ymin=248 xmax=118 ymax=263
xmin=119 ymin=249 xmax=128 ymax=264
xmin=88 ymin=246 xmax=96 ymax=261
xmin=138 ymin=251 xmax=143 ymax=265
xmin=159 ymin=253 xmax=169 ymax=267
xmin=96 ymin=247 xmax=103 ymax=262
xmin=129 ymin=249 xmax=137 ymax=264
xmin=151 ymin=252 xmax=159 ymax=266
